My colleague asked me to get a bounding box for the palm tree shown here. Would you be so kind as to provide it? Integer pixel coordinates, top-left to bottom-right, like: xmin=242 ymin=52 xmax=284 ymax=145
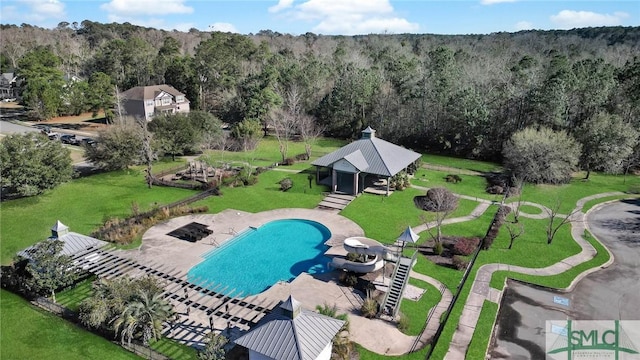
xmin=113 ymin=288 xmax=174 ymax=345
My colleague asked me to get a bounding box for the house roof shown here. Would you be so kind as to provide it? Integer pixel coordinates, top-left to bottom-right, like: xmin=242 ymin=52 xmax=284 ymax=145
xmin=17 ymin=223 xmax=107 ymax=260
xmin=122 ymin=84 xmax=188 ymax=102
xmin=312 ymin=128 xmax=421 ymax=177
xmin=234 ymin=297 xmax=344 ymax=360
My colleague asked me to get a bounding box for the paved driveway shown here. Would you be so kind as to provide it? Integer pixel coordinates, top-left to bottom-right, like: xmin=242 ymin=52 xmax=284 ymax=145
xmin=489 ymin=198 xmax=640 ymax=359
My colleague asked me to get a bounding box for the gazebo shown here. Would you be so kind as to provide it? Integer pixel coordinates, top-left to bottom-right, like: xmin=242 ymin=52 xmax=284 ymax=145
xmin=311 ymin=127 xmax=421 ymax=196
xmin=234 ymin=296 xmax=344 ymax=360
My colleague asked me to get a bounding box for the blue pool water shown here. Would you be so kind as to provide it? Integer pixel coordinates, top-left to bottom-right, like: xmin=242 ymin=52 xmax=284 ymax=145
xmin=187 ymin=219 xmax=332 ymax=295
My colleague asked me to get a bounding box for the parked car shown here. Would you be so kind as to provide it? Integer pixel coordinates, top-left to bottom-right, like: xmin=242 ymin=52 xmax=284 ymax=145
xmin=60 ymin=134 xmax=78 ymax=145
xmin=81 ymin=137 xmax=96 ymax=147
xmin=47 ymin=132 xmax=61 ymax=141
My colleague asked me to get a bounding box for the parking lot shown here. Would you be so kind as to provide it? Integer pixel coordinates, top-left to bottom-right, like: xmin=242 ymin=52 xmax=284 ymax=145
xmin=489 ymin=199 xmax=640 ymax=359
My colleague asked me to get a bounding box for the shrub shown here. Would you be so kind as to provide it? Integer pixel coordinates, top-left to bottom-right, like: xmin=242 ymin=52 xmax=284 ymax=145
xmin=339 ymin=271 xmax=358 ymax=287
xmin=397 ymin=312 xmax=410 ymax=333
xmin=434 ymin=242 xmax=444 ymax=255
xmin=445 ymin=174 xmax=462 ymax=183
xmin=279 ymin=178 xmax=293 ymax=191
xmin=346 ymin=253 xmax=360 ymax=262
xmin=486 ymin=185 xmax=504 ymax=195
xmin=452 ymin=256 xmax=469 ymax=270
xmin=503 ymin=126 xmax=581 ymax=184
xmin=453 ymin=237 xmax=480 ymax=256
xmin=282 ymin=157 xmax=296 ymax=166
xmin=361 ymin=297 xmax=378 ymax=318
xmin=482 ymin=205 xmax=512 ymax=250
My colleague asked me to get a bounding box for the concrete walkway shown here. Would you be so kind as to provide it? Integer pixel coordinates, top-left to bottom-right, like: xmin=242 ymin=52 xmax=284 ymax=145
xmin=444 ymin=191 xmax=623 ymax=359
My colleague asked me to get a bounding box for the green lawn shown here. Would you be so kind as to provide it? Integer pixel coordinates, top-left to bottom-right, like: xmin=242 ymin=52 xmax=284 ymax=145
xmin=423 ymin=154 xmax=502 ymax=173
xmin=193 ymin=169 xmax=329 ymax=213
xmin=57 ymin=277 xmax=95 ymax=311
xmin=200 ymin=136 xmax=346 ymax=168
xmin=0 ymin=166 xmax=196 ymax=265
xmin=400 ymin=278 xmax=442 ymax=336
xmin=519 ymin=172 xmax=639 ymax=213
xmin=0 ymin=289 xmax=141 ymax=360
xmin=341 ymin=190 xmax=480 ymax=244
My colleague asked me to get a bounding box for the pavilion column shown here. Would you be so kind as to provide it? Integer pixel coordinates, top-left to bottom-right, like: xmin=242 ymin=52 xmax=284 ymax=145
xmin=386 ymin=176 xmax=390 ymax=196
xmin=332 ymin=169 xmax=337 ymax=193
xmin=353 ymin=173 xmax=359 ymax=195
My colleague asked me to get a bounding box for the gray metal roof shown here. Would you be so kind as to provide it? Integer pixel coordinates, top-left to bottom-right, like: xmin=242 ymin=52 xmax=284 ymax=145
xmin=234 ymin=306 xmax=344 ymax=360
xmin=342 ymin=150 xmax=369 ymax=171
xmin=18 ymin=232 xmax=108 ymax=260
xmin=312 ymin=130 xmax=421 ymax=177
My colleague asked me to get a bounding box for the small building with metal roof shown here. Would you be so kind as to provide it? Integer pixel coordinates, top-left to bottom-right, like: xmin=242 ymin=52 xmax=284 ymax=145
xmin=17 ymin=220 xmax=107 ymax=260
xmin=311 ymin=127 xmax=421 ymax=196
xmin=234 ymin=296 xmax=345 ymax=360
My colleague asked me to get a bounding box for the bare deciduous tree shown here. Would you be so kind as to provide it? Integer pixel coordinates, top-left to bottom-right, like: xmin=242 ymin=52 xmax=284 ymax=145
xmin=545 ymin=198 xmax=580 ymax=245
xmin=137 ymin=117 xmax=156 ymax=189
xmin=298 ymin=112 xmax=324 ymax=160
xmin=414 ymin=187 xmax=458 ymax=244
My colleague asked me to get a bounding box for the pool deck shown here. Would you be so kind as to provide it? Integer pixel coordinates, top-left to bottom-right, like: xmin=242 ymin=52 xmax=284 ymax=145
xmin=115 ymin=208 xmax=424 ymax=355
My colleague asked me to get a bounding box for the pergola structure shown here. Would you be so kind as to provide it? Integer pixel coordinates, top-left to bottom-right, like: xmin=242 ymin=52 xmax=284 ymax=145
xmin=312 ymin=127 xmax=421 ymax=196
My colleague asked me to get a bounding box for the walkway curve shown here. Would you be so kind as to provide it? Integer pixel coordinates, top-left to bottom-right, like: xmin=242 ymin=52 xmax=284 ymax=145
xmin=444 ymin=191 xmax=624 ymax=359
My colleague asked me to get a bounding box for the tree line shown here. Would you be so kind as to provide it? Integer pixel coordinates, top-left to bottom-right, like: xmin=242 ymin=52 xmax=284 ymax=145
xmin=2 ymin=21 xmax=639 ymax=168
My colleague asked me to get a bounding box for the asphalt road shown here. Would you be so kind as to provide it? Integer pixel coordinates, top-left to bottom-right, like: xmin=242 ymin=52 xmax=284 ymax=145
xmin=0 ymin=119 xmax=40 ymax=134
xmin=489 ymin=198 xmax=640 ymax=359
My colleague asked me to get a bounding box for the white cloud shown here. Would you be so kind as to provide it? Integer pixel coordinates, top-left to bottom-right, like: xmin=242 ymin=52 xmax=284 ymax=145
xmin=550 ymin=10 xmax=629 ymax=29
xmin=2 ymin=0 xmax=66 ymax=26
xmin=269 ymin=0 xmax=294 ymax=13
xmin=208 ymin=22 xmax=239 ymax=33
xmin=480 ymin=0 xmax=517 ymax=5
xmin=101 ymin=0 xmax=193 ymax=16
xmin=282 ymin=0 xmax=418 ymax=35
xmin=515 ymin=21 xmax=533 ymax=31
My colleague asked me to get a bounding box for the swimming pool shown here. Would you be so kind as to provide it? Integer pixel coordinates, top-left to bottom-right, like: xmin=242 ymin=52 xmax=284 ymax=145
xmin=187 ymin=219 xmax=332 ymax=295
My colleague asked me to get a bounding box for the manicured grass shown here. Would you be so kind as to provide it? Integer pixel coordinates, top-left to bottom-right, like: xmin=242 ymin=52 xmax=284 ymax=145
xmin=194 ymin=170 xmax=329 ymax=213
xmin=400 ymin=278 xmax=442 ymax=336
xmin=149 ymin=337 xmax=198 ymax=360
xmin=57 ymin=277 xmax=96 ymax=311
xmin=423 ymin=154 xmax=502 ymax=173
xmin=0 ymin=289 xmax=141 ymax=360
xmin=412 ymin=255 xmax=463 ymax=293
xmin=466 ymin=301 xmax=499 ymax=359
xmin=519 ymin=172 xmax=639 ymax=214
xmin=0 ymin=166 xmax=197 ymax=265
xmin=429 ymin=265 xmax=477 ymax=359
xmin=342 ymin=190 xmax=480 ymax=245
xmin=356 ymin=344 xmax=429 ymax=360
xmin=201 ymin=136 xmax=346 ymax=168
xmin=412 ymin=168 xmax=500 ymax=202
xmin=512 ymin=203 xmax=544 ymax=215
xmin=489 ymin=231 xmax=610 ymax=290
xmin=582 ymin=194 xmax=638 ymax=212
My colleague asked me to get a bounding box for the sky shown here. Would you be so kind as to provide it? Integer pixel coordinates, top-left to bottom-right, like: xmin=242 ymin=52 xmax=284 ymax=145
xmin=0 ymin=0 xmax=638 ymax=35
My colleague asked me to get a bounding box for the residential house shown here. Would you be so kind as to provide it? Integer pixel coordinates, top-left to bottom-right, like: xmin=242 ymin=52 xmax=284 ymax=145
xmin=0 ymin=72 xmax=17 ymax=99
xmin=121 ymin=84 xmax=190 ymax=121
xmin=311 ymin=127 xmax=421 ymax=196
xmin=234 ymin=296 xmax=344 ymax=360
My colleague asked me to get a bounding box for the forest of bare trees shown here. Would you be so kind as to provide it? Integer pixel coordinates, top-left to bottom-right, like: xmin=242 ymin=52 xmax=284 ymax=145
xmin=1 ymin=21 xmax=639 ymax=166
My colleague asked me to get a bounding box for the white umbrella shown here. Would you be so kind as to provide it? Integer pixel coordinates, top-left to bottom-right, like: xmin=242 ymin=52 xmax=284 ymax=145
xmin=397 ymin=226 xmax=419 ymax=252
